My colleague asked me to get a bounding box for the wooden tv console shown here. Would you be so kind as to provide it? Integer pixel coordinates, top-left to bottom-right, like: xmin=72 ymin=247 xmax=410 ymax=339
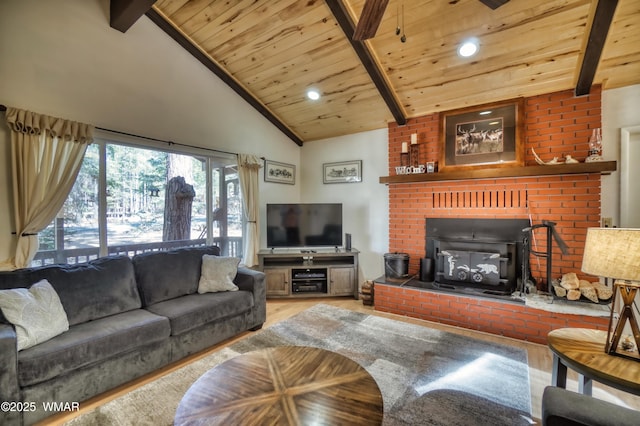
xmin=257 ymin=248 xmax=359 ymax=299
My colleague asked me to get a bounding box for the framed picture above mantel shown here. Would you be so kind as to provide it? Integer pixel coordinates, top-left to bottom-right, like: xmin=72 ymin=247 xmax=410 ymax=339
xmin=439 ymin=98 xmax=525 ymax=172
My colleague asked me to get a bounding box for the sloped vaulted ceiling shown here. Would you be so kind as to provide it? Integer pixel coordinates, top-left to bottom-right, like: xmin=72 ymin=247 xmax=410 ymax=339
xmin=110 ymin=0 xmax=640 ymax=145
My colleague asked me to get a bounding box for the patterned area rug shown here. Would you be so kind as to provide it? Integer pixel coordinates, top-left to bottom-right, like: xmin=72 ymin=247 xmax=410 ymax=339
xmin=66 ymin=304 xmax=533 ymax=425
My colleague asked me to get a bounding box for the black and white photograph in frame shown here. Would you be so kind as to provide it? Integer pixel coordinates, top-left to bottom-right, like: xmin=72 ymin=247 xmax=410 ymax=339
xmin=264 ymin=160 xmax=295 ymax=185
xmin=323 ymin=160 xmax=362 ymax=184
xmin=439 ymin=98 xmax=524 ymax=172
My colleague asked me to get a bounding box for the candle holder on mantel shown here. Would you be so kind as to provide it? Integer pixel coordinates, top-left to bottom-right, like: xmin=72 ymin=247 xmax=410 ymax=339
xmin=586 ymin=128 xmax=603 ymax=162
xmin=409 ymin=133 xmax=420 ymax=168
xmin=400 ymin=152 xmax=409 ymax=167
xmin=400 ymin=141 xmax=410 ymax=168
xmin=410 ymin=143 xmax=420 ymax=168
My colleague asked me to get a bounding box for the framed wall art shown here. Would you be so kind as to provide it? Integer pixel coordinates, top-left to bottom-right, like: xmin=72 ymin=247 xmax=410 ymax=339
xmin=323 ymin=160 xmax=362 ymax=184
xmin=438 ymin=98 xmax=525 ymax=172
xmin=264 ymin=160 xmax=295 ymax=185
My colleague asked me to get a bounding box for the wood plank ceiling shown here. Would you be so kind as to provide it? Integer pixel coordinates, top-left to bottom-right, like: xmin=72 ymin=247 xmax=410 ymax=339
xmin=115 ymin=0 xmax=640 ymax=145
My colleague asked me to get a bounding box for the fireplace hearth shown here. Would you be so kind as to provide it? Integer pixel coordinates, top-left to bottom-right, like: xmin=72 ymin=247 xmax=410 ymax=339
xmin=426 ymin=218 xmax=532 ymax=297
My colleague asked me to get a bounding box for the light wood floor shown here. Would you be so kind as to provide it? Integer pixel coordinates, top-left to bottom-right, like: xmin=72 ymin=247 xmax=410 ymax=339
xmin=41 ymin=298 xmax=640 ymax=425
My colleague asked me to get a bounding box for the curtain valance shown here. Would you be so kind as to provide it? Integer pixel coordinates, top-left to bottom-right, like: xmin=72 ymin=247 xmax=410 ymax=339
xmin=5 ymin=108 xmax=94 ymax=143
xmin=238 ymin=154 xmax=262 ymax=169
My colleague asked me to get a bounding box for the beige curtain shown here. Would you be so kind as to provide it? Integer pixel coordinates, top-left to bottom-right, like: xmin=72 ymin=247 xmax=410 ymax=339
xmin=238 ymin=154 xmax=262 ymax=267
xmin=1 ymin=107 xmax=93 ymax=270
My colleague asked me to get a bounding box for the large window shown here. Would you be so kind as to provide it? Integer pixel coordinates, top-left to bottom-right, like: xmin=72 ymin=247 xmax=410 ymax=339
xmin=34 ymin=136 xmax=242 ymax=265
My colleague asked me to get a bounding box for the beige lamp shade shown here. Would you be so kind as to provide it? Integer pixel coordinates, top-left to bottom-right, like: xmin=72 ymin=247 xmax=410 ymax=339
xmin=581 ymin=228 xmax=640 ymax=281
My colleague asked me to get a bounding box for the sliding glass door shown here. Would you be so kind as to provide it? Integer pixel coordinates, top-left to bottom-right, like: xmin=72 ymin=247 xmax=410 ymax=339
xmin=34 ymin=136 xmax=242 ymax=265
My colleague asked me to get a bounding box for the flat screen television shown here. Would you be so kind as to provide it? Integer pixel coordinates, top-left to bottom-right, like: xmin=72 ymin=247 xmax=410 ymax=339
xmin=266 ymin=203 xmax=343 ymax=248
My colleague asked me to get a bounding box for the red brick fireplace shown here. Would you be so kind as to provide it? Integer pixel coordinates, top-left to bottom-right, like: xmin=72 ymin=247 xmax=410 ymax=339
xmin=375 ymin=87 xmax=611 ymax=344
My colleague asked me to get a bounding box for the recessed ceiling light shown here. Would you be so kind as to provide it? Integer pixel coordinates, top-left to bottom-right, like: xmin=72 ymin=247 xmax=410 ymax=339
xmin=479 ymin=110 xmax=492 ymax=115
xmin=458 ymin=39 xmax=479 ymax=57
xmin=306 ymin=89 xmax=320 ymax=100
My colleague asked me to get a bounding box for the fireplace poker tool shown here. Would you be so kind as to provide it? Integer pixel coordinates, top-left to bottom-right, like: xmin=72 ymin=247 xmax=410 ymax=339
xmin=522 ymin=221 xmax=569 ymax=293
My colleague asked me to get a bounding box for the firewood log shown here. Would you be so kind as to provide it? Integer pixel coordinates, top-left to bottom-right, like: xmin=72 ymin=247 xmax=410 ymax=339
xmin=552 ymin=283 xmax=567 ymax=298
xmin=566 ymin=289 xmax=581 ymax=301
xmin=560 ymin=272 xmax=580 ymax=290
xmin=593 ymin=282 xmax=613 ymax=300
xmin=578 ymin=280 xmax=599 ymax=303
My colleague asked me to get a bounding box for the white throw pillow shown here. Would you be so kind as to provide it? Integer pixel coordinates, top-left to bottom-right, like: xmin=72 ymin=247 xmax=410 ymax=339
xmin=0 ymin=279 xmax=69 ymax=351
xmin=198 ymin=255 xmax=240 ymax=294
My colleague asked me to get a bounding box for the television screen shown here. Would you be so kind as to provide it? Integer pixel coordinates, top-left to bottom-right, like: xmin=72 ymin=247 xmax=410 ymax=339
xmin=266 ymin=203 xmax=343 ymax=248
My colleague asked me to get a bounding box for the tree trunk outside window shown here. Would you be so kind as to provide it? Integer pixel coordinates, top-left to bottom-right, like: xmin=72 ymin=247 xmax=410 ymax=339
xmin=163 ymin=176 xmax=195 ymax=241
xmin=163 ymin=153 xmax=195 ymax=242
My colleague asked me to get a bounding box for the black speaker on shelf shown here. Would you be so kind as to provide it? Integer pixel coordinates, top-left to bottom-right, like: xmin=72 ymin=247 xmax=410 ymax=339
xmin=345 ymin=233 xmax=352 ymax=251
xmin=420 ymin=257 xmax=434 ymax=282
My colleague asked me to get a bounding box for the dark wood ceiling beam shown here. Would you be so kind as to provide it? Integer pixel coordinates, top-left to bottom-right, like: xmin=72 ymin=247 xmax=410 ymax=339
xmin=145 ymin=8 xmax=303 ymax=146
xmin=110 ymin=0 xmax=157 ymax=33
xmin=478 ymin=0 xmax=510 ymax=10
xmin=575 ymin=0 xmax=619 ymax=96
xmin=325 ymin=0 xmax=407 ymax=126
xmin=353 ymin=0 xmax=389 ymax=41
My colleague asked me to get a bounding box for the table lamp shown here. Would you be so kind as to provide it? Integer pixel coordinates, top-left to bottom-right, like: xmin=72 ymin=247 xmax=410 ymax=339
xmin=581 ymin=227 xmax=640 ymax=360
xmin=582 ymin=228 xmax=640 ymax=360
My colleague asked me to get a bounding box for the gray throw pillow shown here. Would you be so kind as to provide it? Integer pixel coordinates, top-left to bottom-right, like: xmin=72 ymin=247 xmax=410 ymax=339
xmin=0 ymin=279 xmax=69 ymax=351
xmin=197 ymin=255 xmax=240 ymax=293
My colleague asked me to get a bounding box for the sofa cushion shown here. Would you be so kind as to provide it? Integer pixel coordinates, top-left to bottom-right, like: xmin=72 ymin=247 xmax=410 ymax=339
xmin=133 ymin=246 xmax=221 ymax=306
xmin=198 ymin=255 xmax=240 ymax=293
xmin=0 ymin=256 xmax=141 ymax=326
xmin=17 ymin=309 xmax=170 ymax=387
xmin=145 ymin=291 xmax=253 ymax=336
xmin=0 ymin=279 xmax=69 ymax=351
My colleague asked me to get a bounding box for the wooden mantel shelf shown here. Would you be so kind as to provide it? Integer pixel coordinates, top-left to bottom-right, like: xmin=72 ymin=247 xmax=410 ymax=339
xmin=379 ymin=161 xmax=617 ymax=184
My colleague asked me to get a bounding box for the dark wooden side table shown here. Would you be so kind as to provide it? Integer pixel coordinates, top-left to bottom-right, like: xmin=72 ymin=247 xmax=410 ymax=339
xmin=547 ymin=328 xmax=640 ymax=396
xmin=174 ymin=345 xmax=384 ymax=425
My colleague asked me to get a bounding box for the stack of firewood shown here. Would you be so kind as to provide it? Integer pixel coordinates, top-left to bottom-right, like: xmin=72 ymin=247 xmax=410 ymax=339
xmin=551 ymin=272 xmax=612 ymax=303
xmin=360 ymin=280 xmax=374 ymax=306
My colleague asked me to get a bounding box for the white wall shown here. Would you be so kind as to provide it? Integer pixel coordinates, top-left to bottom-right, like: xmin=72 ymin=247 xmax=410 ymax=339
xmin=619 ymin=125 xmax=640 ymax=227
xmin=300 ymin=129 xmax=389 ymax=281
xmin=0 ymin=0 xmax=299 ymax=261
xmin=602 ymin=84 xmax=640 ymax=226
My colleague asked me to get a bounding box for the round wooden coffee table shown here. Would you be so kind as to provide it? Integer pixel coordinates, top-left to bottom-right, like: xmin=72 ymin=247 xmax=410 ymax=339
xmin=174 ymin=346 xmax=384 ymax=425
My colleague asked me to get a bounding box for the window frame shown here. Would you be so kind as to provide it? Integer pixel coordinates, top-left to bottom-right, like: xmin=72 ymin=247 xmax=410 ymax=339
xmin=33 ymin=130 xmax=242 ymax=265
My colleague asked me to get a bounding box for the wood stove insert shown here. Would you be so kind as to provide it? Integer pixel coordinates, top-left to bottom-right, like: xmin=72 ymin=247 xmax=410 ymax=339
xmin=426 ymin=218 xmax=531 ymax=296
